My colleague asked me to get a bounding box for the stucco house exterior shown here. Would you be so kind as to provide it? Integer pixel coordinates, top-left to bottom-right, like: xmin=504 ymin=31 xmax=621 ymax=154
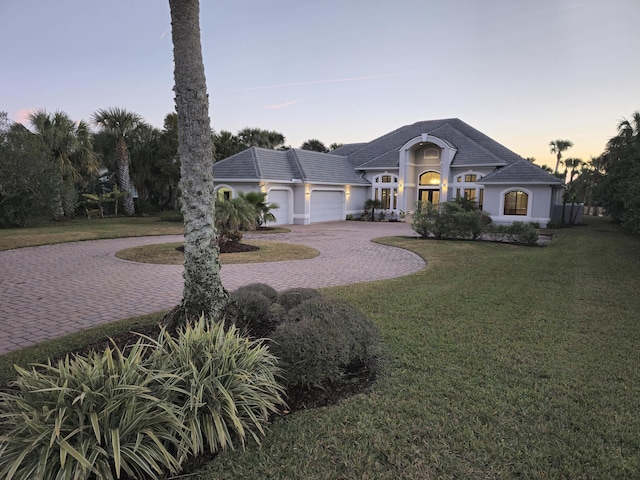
xmin=212 ymin=118 xmax=563 ymax=227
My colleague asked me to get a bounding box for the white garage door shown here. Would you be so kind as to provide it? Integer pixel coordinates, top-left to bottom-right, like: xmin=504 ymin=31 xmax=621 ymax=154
xmin=310 ymin=190 xmax=344 ymax=223
xmin=267 ymin=190 xmax=290 ymax=226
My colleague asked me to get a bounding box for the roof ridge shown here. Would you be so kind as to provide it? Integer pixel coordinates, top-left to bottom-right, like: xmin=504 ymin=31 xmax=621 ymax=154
xmin=436 ymin=121 xmax=510 ymax=165
xmin=288 ymin=149 xmax=306 ymax=182
xmin=250 ymin=147 xmax=262 ymax=178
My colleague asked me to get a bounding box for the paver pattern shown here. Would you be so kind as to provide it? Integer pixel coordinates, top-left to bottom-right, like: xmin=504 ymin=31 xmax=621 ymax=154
xmin=0 ymin=222 xmax=424 ymax=355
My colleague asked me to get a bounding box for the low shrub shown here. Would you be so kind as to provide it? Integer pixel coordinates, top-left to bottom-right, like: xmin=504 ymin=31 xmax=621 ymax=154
xmin=489 ymin=222 xmax=539 ymax=246
xmin=412 ymin=201 xmax=492 ymax=240
xmin=0 ymin=342 xmax=187 ymax=480
xmin=225 ymin=289 xmax=275 ymax=337
xmin=159 ymin=210 xmax=183 ymax=222
xmin=235 ymin=283 xmax=278 ymax=303
xmin=271 ymin=298 xmax=379 ymax=388
xmin=148 ymin=318 xmax=286 ymax=455
xmin=277 ymin=288 xmax=322 ymax=312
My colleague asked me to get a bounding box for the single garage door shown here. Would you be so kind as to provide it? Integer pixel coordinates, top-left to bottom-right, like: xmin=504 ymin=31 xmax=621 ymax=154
xmin=267 ymin=189 xmax=290 ymax=225
xmin=310 ymin=190 xmax=344 ymax=223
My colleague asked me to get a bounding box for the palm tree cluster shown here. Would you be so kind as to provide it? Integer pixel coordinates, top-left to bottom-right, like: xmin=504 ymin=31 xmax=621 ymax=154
xmin=213 ymin=127 xmax=287 ymax=160
xmin=596 ymin=111 xmax=640 ymax=232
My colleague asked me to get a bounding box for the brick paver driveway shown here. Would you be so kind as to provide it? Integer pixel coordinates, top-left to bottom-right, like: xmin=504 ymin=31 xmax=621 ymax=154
xmin=0 ymin=221 xmax=424 ymax=355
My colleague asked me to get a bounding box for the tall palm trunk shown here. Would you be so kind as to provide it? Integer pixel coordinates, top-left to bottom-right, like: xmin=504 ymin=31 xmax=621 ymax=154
xmin=115 ymin=137 xmax=135 ymax=216
xmin=165 ymin=0 xmax=228 ymax=327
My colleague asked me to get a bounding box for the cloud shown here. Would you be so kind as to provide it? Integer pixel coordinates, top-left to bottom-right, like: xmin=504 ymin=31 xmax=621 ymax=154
xmin=264 ymin=100 xmax=301 ymax=109
xmin=15 ymin=108 xmax=35 ymax=125
xmin=240 ymin=74 xmax=396 ymax=92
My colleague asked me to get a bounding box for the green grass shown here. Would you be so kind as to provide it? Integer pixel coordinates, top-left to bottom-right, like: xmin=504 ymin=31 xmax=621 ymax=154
xmin=1 ymin=217 xmax=639 ymax=478
xmin=0 ymin=216 xmax=184 ymax=251
xmin=115 ymin=240 xmax=319 ymax=264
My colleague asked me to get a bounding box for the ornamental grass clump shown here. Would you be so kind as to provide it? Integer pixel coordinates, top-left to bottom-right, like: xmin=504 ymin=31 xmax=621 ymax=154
xmin=147 ymin=317 xmax=286 ymax=456
xmin=0 ymin=342 xmax=188 ymax=480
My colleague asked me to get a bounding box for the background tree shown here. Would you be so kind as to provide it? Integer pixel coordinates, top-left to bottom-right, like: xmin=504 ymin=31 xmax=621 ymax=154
xmin=329 ymin=142 xmax=344 ymax=151
xmin=237 ymin=127 xmax=286 ymax=150
xmin=28 ymin=110 xmax=99 ymax=218
xmin=92 ymin=107 xmax=145 ymax=216
xmin=549 ymin=139 xmax=573 ymax=176
xmin=212 ymin=129 xmax=243 ymax=159
xmin=597 ymin=111 xmax=640 ymax=232
xmin=166 ymin=0 xmax=228 ymax=327
xmin=300 ymin=139 xmax=328 ymax=153
xmin=154 ymin=112 xmax=182 ymax=210
xmin=0 ymin=113 xmax=59 ymax=227
xmin=561 ymin=157 xmax=583 ymax=224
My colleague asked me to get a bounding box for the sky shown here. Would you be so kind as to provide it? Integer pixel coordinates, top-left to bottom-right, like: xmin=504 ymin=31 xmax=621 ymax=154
xmin=1 ymin=0 xmax=639 ymax=169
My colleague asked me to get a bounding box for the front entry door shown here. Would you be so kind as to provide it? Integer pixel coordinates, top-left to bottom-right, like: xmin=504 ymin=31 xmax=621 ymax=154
xmin=419 ymin=189 xmax=440 ymax=206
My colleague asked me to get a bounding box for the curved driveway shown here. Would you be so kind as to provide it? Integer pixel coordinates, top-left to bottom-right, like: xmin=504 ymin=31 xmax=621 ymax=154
xmin=0 ymin=222 xmax=424 ymax=355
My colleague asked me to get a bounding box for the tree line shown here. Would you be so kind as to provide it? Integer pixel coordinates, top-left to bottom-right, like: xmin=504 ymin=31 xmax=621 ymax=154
xmin=0 ymin=108 xmax=340 ymax=227
xmin=545 ymin=110 xmax=640 ymax=232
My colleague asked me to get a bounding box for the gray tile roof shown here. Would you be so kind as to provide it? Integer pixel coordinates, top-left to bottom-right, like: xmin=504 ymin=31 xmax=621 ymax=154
xmin=351 ymin=118 xmax=522 ymax=169
xmin=213 ymin=147 xmax=368 ymax=185
xmin=213 ymin=119 xmax=555 ymax=186
xmin=477 ymin=160 xmax=563 ymax=185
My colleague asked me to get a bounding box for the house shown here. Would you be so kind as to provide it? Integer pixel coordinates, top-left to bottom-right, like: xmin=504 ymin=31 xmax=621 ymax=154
xmin=212 ymin=118 xmax=563 ymax=227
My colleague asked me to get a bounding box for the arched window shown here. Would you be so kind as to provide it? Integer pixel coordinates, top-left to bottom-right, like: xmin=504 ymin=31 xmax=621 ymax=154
xmin=504 ymin=191 xmax=528 ymax=215
xmin=419 ymin=171 xmax=440 ymax=186
xmin=215 ymin=187 xmax=233 ymax=201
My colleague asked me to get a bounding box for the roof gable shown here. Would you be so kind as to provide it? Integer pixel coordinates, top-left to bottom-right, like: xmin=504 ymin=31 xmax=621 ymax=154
xmin=477 ymin=160 xmax=563 ymax=185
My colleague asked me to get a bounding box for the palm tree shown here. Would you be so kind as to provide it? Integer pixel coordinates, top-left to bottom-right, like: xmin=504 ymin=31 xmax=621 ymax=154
xmin=237 ymin=190 xmax=279 ymax=226
xmin=549 ymin=139 xmax=574 ymax=176
xmin=237 ymin=127 xmax=286 ymax=149
xmin=92 ymin=107 xmax=144 ymax=216
xmin=166 ymin=0 xmax=228 ymax=327
xmin=215 ymin=196 xmax=258 ymax=247
xmin=300 ymin=139 xmax=328 ymax=152
xmin=563 ymin=157 xmax=583 ymax=224
xmin=29 ymin=110 xmax=99 ymax=218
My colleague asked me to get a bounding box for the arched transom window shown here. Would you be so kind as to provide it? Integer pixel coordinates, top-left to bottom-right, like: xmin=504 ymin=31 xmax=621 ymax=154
xmin=419 ymin=171 xmax=441 ymax=186
xmin=373 ymin=174 xmax=398 ymax=210
xmin=504 ymin=191 xmax=528 ymax=215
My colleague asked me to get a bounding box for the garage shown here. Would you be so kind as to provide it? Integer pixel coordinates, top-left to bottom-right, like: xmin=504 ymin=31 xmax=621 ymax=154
xmin=267 ymin=189 xmax=290 ymax=225
xmin=310 ymin=190 xmax=344 ymax=223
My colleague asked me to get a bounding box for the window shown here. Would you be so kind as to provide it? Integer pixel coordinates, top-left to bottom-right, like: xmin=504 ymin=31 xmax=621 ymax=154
xmin=504 ymin=191 xmax=528 ymax=215
xmin=464 ymin=174 xmax=477 ymax=182
xmin=381 ymin=175 xmax=391 ymax=183
xmin=373 ymin=175 xmax=398 ymax=210
xmin=419 ymin=171 xmax=440 ymax=186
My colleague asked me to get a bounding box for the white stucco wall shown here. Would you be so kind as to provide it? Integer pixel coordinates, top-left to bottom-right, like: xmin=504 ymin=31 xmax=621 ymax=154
xmin=482 ymin=184 xmax=555 ymax=227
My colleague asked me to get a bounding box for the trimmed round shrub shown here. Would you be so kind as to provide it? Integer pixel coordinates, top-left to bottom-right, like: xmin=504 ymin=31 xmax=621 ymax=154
xmin=235 ymin=283 xmax=278 ymax=303
xmin=277 ymin=288 xmax=322 ymax=312
xmin=148 ymin=318 xmax=286 ymax=455
xmin=271 ymin=298 xmax=379 ymax=388
xmin=225 ymin=289 xmax=275 ymax=337
xmin=0 ymin=342 xmax=188 ymax=480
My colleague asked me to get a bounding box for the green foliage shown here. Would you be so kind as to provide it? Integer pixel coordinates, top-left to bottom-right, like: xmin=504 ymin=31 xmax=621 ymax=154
xmin=412 ymin=201 xmax=492 ymax=240
xmin=159 ymin=209 xmax=184 ymax=222
xmin=225 ymin=290 xmax=274 ymax=337
xmin=489 ymin=221 xmax=540 ymax=245
xmin=363 ymin=198 xmax=383 ymax=221
xmin=0 ymin=342 xmax=187 ymax=480
xmin=270 ymin=298 xmax=379 ymax=388
xmin=237 ymin=191 xmax=279 ymax=226
xmin=277 ymin=288 xmax=322 ymax=312
xmin=235 ymin=283 xmax=278 ymax=303
xmin=215 ymin=195 xmax=258 ymax=246
xmin=0 ymin=318 xmax=287 ymax=479
xmin=300 ymin=139 xmax=328 ymax=152
xmin=0 ymin=121 xmax=60 ymax=228
xmin=148 ymin=318 xmax=286 ymax=455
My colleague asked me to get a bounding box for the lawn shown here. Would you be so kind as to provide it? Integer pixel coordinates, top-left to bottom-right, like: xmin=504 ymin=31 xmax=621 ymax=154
xmin=0 ymin=216 xmax=184 ymax=251
xmin=1 ymin=217 xmax=638 ymax=478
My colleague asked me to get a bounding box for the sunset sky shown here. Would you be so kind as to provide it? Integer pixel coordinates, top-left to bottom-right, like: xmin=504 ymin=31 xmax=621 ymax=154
xmin=1 ymin=0 xmax=639 ymax=168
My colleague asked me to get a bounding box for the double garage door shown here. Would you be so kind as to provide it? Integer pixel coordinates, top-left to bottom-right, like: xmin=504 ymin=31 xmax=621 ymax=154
xmin=267 ymin=189 xmax=345 ymax=225
xmin=310 ymin=190 xmax=344 ymax=223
